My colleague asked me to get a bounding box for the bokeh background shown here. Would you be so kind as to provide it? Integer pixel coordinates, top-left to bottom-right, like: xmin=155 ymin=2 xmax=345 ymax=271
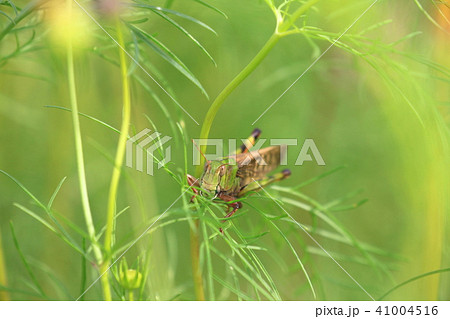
xmin=0 ymin=0 xmax=449 ymax=300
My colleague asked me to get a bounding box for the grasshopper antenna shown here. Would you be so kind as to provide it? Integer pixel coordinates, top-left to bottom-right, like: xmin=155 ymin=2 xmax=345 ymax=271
xmin=192 ymin=139 xmax=210 ymax=166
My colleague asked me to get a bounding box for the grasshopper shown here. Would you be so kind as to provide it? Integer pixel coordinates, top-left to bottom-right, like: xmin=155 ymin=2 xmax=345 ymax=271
xmin=187 ymin=129 xmax=291 ymax=223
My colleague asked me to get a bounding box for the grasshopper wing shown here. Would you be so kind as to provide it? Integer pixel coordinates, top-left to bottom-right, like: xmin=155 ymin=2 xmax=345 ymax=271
xmin=233 ymin=145 xmax=282 ymax=187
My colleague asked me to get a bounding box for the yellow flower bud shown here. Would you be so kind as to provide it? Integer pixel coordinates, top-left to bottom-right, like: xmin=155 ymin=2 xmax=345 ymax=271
xmin=119 ymin=268 xmax=143 ymax=290
xmin=44 ymin=0 xmax=91 ymax=50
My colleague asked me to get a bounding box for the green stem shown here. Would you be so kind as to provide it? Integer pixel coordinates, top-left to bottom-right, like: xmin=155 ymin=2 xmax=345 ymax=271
xmin=190 ymin=220 xmax=205 ymax=300
xmin=195 ymin=1 xmax=320 ymax=176
xmin=191 ymin=0 xmax=320 ymax=300
xmin=195 ymin=32 xmax=280 ymax=176
xmin=192 ymin=32 xmax=280 ymax=300
xmin=102 ymin=18 xmax=132 ymax=301
xmin=66 ymin=0 xmax=102 ymax=271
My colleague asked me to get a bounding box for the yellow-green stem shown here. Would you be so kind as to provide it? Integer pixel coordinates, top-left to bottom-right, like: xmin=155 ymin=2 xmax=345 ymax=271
xmin=195 ymin=1 xmax=320 ymax=175
xmin=66 ymin=0 xmax=102 ymax=274
xmin=191 ymin=0 xmax=319 ymax=300
xmin=102 ymin=18 xmax=131 ymax=301
xmin=195 ymin=32 xmax=280 ymax=176
xmin=192 ymin=30 xmax=280 ymax=302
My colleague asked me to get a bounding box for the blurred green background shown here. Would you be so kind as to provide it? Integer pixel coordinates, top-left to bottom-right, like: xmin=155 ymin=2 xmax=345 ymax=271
xmin=0 ymin=0 xmax=449 ymax=300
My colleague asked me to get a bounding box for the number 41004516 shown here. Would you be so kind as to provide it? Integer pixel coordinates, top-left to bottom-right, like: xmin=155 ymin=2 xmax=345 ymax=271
xmin=375 ymin=305 xmax=438 ymax=316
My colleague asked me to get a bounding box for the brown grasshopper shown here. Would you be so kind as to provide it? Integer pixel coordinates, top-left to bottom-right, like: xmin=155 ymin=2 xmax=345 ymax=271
xmin=187 ymin=129 xmax=291 ymax=222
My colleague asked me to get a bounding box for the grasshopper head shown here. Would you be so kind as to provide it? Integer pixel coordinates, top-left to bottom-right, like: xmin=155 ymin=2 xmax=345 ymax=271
xmin=200 ymin=161 xmax=226 ymax=196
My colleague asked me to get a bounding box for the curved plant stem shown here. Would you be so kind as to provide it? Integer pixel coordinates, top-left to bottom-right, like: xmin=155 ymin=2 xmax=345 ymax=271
xmin=195 ymin=0 xmax=320 ymax=175
xmin=195 ymin=33 xmax=280 ymax=175
xmin=190 ymin=0 xmax=320 ymax=300
xmin=101 ymin=18 xmax=132 ymax=301
xmin=191 ymin=31 xmax=280 ymax=301
xmin=66 ymin=0 xmax=103 ymax=277
xmin=190 ymin=32 xmax=281 ymax=300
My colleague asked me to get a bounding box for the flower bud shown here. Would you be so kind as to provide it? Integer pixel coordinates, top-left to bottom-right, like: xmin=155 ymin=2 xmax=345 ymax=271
xmin=118 ymin=259 xmax=143 ymax=290
xmin=44 ymin=0 xmax=91 ymax=50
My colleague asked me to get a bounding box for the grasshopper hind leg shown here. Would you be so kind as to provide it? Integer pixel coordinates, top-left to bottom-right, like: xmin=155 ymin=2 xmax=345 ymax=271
xmin=238 ymin=169 xmax=291 ymax=196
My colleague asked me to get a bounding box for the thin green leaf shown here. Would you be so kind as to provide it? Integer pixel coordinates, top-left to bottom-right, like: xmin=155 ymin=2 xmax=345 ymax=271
xmin=0 ymin=284 xmax=50 ymax=300
xmin=47 ymin=176 xmax=67 ymax=209
xmin=217 ymin=221 xmax=281 ymax=300
xmin=307 ymin=246 xmax=375 ymax=267
xmin=309 ymin=227 xmax=403 ymax=260
xmin=13 ymin=204 xmax=91 ymax=261
xmin=95 ymin=206 xmax=130 ymax=242
xmin=0 ymin=69 xmax=50 ymax=82
xmin=149 ymin=9 xmax=216 ymax=66
xmin=251 ymin=203 xmax=316 ymax=299
xmin=0 ymin=169 xmax=46 ymax=211
xmin=278 ymin=194 xmax=389 ymax=277
xmin=329 ymin=198 xmax=368 ymax=212
xmin=213 ymin=275 xmax=252 ymax=300
xmin=28 ymin=258 xmax=74 ymax=300
xmin=113 ymin=216 xmax=191 ymax=256
xmin=0 ymin=10 xmax=14 ymax=23
xmin=128 ymin=29 xmax=140 ymax=76
xmin=378 ymin=268 xmax=450 ymax=301
xmin=210 ymin=246 xmax=275 ymax=300
xmin=9 ymin=222 xmax=47 ymax=299
xmin=242 ymin=231 xmax=270 ymax=241
xmin=291 ymin=166 xmax=347 ymax=189
xmin=124 ymin=17 xmax=149 ymax=25
xmin=413 ymin=0 xmax=449 ymax=34
xmin=13 ymin=204 xmax=57 ymax=233
xmin=323 ymin=189 xmax=364 ymax=209
xmin=45 ymin=105 xmax=120 ymax=134
xmin=51 ymin=210 xmax=90 ymax=241
xmin=358 ymin=19 xmax=392 ymax=35
xmin=6 ymin=0 xmax=18 ymax=15
xmin=131 ymin=3 xmax=217 ymax=34
xmin=1 ymin=170 xmax=90 ymax=259
xmin=192 ymin=0 xmax=228 ymax=18
xmin=388 ymin=31 xmax=422 ymax=47
xmin=129 ymin=25 xmax=208 ymax=97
